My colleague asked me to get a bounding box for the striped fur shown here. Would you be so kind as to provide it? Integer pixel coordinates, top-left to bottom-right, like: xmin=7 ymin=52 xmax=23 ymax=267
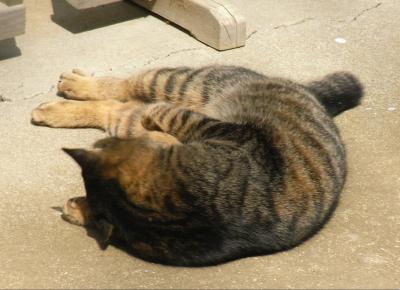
xmin=31 ymin=65 xmax=363 ymax=266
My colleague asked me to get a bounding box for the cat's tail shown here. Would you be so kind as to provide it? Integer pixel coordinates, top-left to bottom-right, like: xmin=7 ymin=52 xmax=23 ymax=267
xmin=306 ymin=72 xmax=364 ymax=117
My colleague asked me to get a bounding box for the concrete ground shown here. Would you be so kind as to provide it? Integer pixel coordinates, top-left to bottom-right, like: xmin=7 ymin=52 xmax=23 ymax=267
xmin=0 ymin=0 xmax=399 ymax=288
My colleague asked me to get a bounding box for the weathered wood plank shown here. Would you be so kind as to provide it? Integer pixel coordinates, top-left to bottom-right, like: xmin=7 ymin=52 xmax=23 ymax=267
xmin=131 ymin=0 xmax=246 ymax=50
xmin=0 ymin=2 xmax=25 ymax=41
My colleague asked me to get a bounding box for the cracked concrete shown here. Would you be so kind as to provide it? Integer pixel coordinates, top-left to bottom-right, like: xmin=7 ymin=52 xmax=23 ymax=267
xmin=246 ymin=29 xmax=258 ymax=40
xmin=351 ymin=2 xmax=382 ymax=22
xmin=0 ymin=0 xmax=399 ymax=288
xmin=273 ymin=17 xmax=314 ymax=30
xmin=23 ymin=85 xmax=55 ymax=101
xmin=142 ymin=47 xmax=203 ymax=67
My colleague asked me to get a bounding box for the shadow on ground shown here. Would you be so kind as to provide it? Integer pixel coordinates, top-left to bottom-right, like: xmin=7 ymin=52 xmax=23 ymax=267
xmin=0 ymin=38 xmax=21 ymax=61
xmin=51 ymin=0 xmax=149 ymax=34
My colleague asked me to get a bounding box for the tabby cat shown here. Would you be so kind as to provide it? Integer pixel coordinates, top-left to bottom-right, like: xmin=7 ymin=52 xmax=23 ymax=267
xmin=31 ymin=65 xmax=363 ymax=266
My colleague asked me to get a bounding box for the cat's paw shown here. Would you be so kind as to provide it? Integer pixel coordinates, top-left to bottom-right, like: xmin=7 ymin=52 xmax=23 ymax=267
xmin=58 ymin=69 xmax=98 ymax=100
xmin=31 ymin=101 xmax=78 ymax=127
xmin=61 ymin=196 xmax=92 ymax=226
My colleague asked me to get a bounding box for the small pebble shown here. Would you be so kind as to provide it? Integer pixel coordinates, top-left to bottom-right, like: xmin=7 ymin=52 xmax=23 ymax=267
xmin=0 ymin=95 xmax=11 ymax=102
xmin=335 ymin=37 xmax=347 ymax=44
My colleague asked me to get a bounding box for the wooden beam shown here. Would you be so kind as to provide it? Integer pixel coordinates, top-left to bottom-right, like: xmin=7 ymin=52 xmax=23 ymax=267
xmin=0 ymin=1 xmax=25 ymax=41
xmin=131 ymin=0 xmax=246 ymax=50
xmin=63 ymin=0 xmax=246 ymax=50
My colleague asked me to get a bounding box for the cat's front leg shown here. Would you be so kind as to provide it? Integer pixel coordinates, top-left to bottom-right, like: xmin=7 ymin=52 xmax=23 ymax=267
xmin=31 ymin=100 xmax=180 ymax=144
xmin=58 ymin=69 xmax=131 ymax=101
xmin=61 ymin=196 xmax=92 ymax=226
xmin=62 ymin=196 xmax=114 ymax=245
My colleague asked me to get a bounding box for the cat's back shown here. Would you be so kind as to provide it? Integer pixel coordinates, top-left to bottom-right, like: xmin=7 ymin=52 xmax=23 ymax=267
xmin=233 ymin=78 xmax=347 ymax=245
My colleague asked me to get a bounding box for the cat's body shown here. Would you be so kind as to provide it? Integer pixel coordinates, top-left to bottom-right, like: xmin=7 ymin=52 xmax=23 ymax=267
xmin=31 ymin=66 xmax=363 ymax=266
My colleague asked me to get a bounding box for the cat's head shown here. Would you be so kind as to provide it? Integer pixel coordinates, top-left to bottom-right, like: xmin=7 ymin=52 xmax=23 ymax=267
xmin=62 ymin=137 xmax=155 ymax=244
xmin=63 ymin=137 xmax=153 ymax=180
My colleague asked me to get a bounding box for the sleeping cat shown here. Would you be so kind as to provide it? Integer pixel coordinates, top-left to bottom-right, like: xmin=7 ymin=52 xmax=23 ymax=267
xmin=31 ymin=66 xmax=363 ymax=266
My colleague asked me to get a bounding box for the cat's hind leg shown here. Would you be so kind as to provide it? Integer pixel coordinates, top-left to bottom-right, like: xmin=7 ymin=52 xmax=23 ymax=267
xmin=31 ymin=99 xmax=135 ymax=130
xmin=31 ymin=99 xmax=144 ymax=136
xmin=31 ymin=99 xmax=179 ymax=144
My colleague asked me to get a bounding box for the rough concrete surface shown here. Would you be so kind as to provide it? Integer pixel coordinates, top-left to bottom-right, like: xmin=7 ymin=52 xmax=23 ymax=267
xmin=0 ymin=0 xmax=399 ymax=288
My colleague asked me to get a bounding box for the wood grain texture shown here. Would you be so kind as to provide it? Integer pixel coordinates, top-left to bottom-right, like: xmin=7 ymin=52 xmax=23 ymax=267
xmin=132 ymin=0 xmax=246 ymax=50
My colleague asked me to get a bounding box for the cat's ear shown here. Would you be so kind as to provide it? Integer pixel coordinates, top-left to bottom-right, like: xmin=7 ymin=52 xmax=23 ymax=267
xmin=62 ymin=148 xmax=99 ymax=169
